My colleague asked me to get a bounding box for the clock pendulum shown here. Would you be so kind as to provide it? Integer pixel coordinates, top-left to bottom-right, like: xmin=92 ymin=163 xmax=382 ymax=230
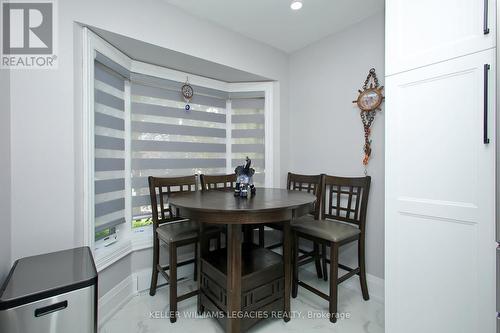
xmin=181 ymin=77 xmax=194 ymax=112
xmin=352 ymin=68 xmax=385 ymax=175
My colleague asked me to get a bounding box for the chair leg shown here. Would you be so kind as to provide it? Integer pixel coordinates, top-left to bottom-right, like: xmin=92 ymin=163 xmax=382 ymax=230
xmin=225 ymin=227 xmax=228 ymax=248
xmin=358 ymin=237 xmax=370 ymax=301
xmin=169 ymin=242 xmax=178 ymax=323
xmin=193 ymin=242 xmax=198 ymax=282
xmin=313 ymin=242 xmax=323 ymax=279
xmin=322 ymin=244 xmax=328 ymax=281
xmin=258 ymin=225 xmax=265 ymax=248
xmin=329 ymin=242 xmax=339 ymax=324
xmin=243 ymin=225 xmax=253 ymax=244
xmin=292 ymin=231 xmax=299 ymax=298
xmin=216 ymin=232 xmax=222 ymax=250
xmin=198 ymin=224 xmax=206 ymax=315
xmin=149 ymin=235 xmax=159 ymax=296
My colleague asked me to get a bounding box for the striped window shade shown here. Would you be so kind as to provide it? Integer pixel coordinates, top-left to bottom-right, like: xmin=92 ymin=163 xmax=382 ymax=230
xmin=231 ymin=92 xmax=266 ymax=186
xmin=130 ymin=73 xmax=229 ymax=219
xmin=94 ymin=55 xmax=129 ymax=235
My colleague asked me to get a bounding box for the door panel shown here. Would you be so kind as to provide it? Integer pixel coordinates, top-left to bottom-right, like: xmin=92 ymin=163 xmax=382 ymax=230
xmin=385 ymin=49 xmax=496 ymax=333
xmin=394 ymin=215 xmax=478 ymax=333
xmin=386 ymin=0 xmax=496 ymax=76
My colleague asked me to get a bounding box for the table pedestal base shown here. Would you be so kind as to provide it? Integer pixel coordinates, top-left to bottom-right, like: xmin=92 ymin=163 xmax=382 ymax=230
xmin=199 ymin=244 xmax=285 ymax=332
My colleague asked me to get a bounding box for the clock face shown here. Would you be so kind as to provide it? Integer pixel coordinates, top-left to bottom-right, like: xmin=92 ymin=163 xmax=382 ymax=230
xmin=358 ymin=89 xmax=382 ymax=111
xmin=181 ymin=84 xmax=193 ymax=99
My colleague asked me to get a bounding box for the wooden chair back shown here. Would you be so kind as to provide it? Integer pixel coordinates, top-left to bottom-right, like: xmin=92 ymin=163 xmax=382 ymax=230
xmin=287 ymin=172 xmax=324 ymax=218
xmin=148 ymin=175 xmax=197 ymax=227
xmin=200 ymin=174 xmax=237 ymax=191
xmin=322 ymin=175 xmax=371 ymax=232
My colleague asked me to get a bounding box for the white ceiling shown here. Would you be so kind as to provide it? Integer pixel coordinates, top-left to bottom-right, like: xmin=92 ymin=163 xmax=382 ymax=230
xmin=164 ymin=0 xmax=384 ymax=53
xmin=89 ymin=26 xmax=271 ymax=83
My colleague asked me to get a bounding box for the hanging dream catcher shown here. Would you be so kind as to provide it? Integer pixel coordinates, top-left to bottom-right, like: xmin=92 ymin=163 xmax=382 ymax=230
xmin=352 ymin=68 xmax=384 ymax=174
xmin=181 ymin=77 xmax=194 ymax=111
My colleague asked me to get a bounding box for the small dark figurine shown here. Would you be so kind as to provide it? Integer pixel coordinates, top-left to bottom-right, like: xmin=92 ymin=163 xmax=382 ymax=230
xmin=234 ymin=157 xmax=256 ymax=197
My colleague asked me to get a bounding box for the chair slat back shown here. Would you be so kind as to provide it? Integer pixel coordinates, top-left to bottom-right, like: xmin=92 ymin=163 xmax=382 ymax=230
xmin=200 ymin=174 xmax=237 ymax=191
xmin=148 ymin=175 xmax=197 ymax=227
xmin=287 ymin=172 xmax=324 ymax=218
xmin=322 ymin=175 xmax=371 ymax=230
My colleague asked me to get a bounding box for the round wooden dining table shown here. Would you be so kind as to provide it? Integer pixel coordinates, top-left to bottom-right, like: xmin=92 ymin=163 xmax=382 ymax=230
xmin=169 ymin=188 xmax=316 ymax=333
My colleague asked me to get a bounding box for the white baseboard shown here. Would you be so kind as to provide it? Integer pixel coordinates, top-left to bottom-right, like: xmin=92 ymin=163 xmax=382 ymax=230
xmin=97 ymin=255 xmax=196 ymax=327
xmin=343 ymin=272 xmax=385 ymax=304
xmin=98 ymin=275 xmax=136 ymax=327
xmin=98 ymin=256 xmax=384 ymax=327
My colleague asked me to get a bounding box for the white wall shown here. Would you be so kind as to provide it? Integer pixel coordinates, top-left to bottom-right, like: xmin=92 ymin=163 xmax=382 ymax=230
xmin=0 ymin=68 xmax=11 ymax=281
xmin=289 ymin=12 xmax=385 ymax=279
xmin=9 ymin=0 xmax=289 ymax=263
xmin=7 ymin=0 xmax=386 ymax=296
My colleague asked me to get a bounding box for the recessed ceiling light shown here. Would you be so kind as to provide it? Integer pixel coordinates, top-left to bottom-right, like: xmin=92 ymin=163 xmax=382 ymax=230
xmin=290 ymin=0 xmax=303 ymax=10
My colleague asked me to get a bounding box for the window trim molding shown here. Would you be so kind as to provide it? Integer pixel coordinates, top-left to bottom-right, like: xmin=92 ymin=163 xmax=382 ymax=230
xmin=82 ymin=28 xmax=132 ymax=258
xmin=227 ymin=82 xmax=275 ymax=188
xmin=82 ymin=27 xmax=277 ymax=270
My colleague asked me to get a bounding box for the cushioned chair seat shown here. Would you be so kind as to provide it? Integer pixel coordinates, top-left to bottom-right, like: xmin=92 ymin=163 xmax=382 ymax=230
xmin=266 ymin=213 xmax=314 ymax=230
xmin=291 ymin=215 xmax=360 ymax=242
xmin=156 ymin=220 xmax=198 ymax=242
xmin=156 ymin=220 xmax=220 ymax=243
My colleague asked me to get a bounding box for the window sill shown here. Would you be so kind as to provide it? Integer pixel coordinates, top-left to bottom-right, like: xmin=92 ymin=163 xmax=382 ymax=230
xmin=94 ymin=227 xmax=153 ymax=272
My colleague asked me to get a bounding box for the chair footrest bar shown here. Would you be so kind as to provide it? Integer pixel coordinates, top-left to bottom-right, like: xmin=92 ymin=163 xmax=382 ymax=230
xmin=338 ymin=263 xmax=356 ymax=272
xmin=156 ymin=277 xmax=187 ymax=289
xmin=159 ymin=258 xmax=195 ymax=271
xmin=157 ymin=258 xmax=196 ymax=284
xmin=297 ymin=281 xmax=329 ymax=301
xmin=338 ymin=268 xmax=360 ymax=284
xmin=297 ymin=248 xmax=313 ymax=255
xmin=297 ymin=253 xmax=314 ymax=261
xmin=177 ymin=290 xmax=199 ymax=302
xmin=324 ymin=261 xmax=360 ymax=276
xmin=266 ymin=243 xmax=282 ymax=250
xmin=158 ymin=267 xmax=170 ymax=283
xmin=297 ymin=248 xmax=315 ymax=261
xmin=297 ymin=257 xmax=314 ymax=267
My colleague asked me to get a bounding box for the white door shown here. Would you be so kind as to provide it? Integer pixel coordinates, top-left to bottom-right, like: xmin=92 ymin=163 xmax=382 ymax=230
xmin=385 ymin=49 xmax=496 ymax=333
xmin=386 ymin=0 xmax=496 ymax=76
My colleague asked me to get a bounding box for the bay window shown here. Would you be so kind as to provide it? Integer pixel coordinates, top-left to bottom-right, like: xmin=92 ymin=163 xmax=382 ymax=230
xmin=83 ymin=29 xmax=274 ymax=269
xmin=93 ymin=57 xmax=128 ymax=240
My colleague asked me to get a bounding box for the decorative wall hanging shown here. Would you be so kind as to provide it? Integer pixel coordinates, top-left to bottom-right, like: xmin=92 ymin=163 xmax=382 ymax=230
xmin=352 ymin=68 xmax=384 ymax=174
xmin=181 ymin=77 xmax=194 ymax=111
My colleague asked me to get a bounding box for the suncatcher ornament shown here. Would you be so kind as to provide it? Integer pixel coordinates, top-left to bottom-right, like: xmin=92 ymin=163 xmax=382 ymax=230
xmin=352 ymin=68 xmax=384 ymax=174
xmin=181 ymin=77 xmax=194 ymax=111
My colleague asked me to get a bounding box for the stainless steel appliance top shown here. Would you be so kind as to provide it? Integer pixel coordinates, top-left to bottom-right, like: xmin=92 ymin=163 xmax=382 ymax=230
xmin=0 ymin=247 xmax=97 ymax=310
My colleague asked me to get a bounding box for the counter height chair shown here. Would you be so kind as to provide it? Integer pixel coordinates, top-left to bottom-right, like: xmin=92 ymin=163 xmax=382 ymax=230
xmin=264 ymin=173 xmax=324 ymax=275
xmin=292 ymin=175 xmax=371 ymax=323
xmin=199 ymin=173 xmax=237 ymax=191
xmin=148 ymin=175 xmax=220 ymax=323
xmin=281 ymin=173 xmax=325 ymax=279
xmin=199 ymin=173 xmax=265 ymax=247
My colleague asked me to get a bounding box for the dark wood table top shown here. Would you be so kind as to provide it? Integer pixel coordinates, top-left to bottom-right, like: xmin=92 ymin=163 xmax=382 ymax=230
xmin=169 ymin=188 xmax=316 ymax=224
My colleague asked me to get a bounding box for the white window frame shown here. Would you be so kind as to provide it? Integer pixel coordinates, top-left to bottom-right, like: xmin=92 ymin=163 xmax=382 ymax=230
xmin=82 ymin=28 xmax=276 ymax=271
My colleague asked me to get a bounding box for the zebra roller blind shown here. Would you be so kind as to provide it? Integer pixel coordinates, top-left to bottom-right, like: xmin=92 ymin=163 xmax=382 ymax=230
xmin=93 ymin=55 xmax=129 ymax=234
xmin=231 ymin=93 xmax=266 ymax=186
xmin=130 ymin=74 xmax=229 ymax=219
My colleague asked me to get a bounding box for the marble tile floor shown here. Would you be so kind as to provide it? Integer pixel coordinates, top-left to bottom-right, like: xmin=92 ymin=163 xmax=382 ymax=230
xmin=100 ymin=266 xmax=384 ymax=333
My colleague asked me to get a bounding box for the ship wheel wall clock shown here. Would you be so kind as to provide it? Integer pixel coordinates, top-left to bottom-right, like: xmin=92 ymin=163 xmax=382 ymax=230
xmin=181 ymin=77 xmax=194 ymax=111
xmin=352 ymin=68 xmax=384 ymax=174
